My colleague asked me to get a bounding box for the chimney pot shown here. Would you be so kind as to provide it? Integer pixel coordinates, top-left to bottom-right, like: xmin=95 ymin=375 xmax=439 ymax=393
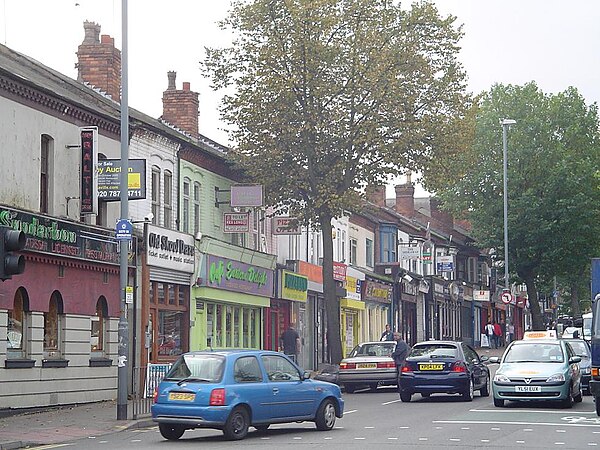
xmin=83 ymin=21 xmax=100 ymax=44
xmin=167 ymin=71 xmax=177 ymax=90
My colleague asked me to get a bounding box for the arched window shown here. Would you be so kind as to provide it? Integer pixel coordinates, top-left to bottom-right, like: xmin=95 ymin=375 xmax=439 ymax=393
xmin=91 ymin=297 xmax=108 ymax=356
xmin=7 ymin=288 xmax=30 ymax=359
xmin=44 ymin=291 xmax=64 ymax=359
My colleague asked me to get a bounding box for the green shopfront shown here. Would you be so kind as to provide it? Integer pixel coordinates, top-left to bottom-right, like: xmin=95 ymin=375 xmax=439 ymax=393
xmin=191 ymin=237 xmax=276 ymax=351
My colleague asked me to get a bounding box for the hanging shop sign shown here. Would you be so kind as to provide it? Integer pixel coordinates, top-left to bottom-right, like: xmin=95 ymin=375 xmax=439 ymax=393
xmin=362 ymin=279 xmax=393 ymax=304
xmin=345 ymin=276 xmax=362 ymax=301
xmin=200 ymin=254 xmax=274 ymax=297
xmin=272 ymin=216 xmax=301 ymax=235
xmin=146 ymin=224 xmax=195 ymax=273
xmin=97 ymin=159 xmax=146 ymax=200
xmin=230 ymin=184 xmax=263 ymax=207
xmin=279 ymin=270 xmax=308 ymax=302
xmin=223 ymin=212 xmax=250 ymax=233
xmin=333 ymin=261 xmax=347 ymax=281
xmin=436 ymin=255 xmax=454 ymax=273
xmin=80 ymin=127 xmax=98 ymax=215
xmin=400 ymin=246 xmax=421 ymax=260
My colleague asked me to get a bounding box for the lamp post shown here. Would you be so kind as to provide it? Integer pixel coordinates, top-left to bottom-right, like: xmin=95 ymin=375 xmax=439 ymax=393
xmin=501 ymin=119 xmax=516 ymax=321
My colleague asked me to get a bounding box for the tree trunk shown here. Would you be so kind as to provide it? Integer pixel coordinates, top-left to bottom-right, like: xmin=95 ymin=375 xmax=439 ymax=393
xmin=318 ymin=211 xmax=343 ymax=364
xmin=570 ymin=282 xmax=581 ymax=318
xmin=523 ymin=273 xmax=544 ymax=330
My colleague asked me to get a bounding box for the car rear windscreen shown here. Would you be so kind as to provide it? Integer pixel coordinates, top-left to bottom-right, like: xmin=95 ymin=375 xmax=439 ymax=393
xmin=165 ymin=354 xmax=225 ymax=382
xmin=409 ymin=344 xmax=458 ymax=359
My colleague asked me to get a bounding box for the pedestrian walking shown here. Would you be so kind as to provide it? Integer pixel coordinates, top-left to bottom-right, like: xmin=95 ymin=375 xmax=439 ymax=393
xmin=485 ymin=320 xmax=496 ymax=349
xmin=380 ymin=324 xmax=394 ymax=341
xmin=279 ymin=322 xmax=301 ymax=363
xmin=493 ymin=321 xmax=502 ymax=348
xmin=391 ymin=332 xmax=410 ymax=395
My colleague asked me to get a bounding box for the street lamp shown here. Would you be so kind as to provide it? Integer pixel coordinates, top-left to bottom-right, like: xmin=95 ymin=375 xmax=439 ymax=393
xmin=501 ymin=119 xmax=516 ymax=321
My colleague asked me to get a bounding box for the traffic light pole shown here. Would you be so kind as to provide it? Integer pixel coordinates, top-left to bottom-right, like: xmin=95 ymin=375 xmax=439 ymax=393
xmin=117 ymin=0 xmax=129 ymax=421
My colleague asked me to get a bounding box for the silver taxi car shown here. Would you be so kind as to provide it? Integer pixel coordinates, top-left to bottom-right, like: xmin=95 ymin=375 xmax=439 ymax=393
xmin=491 ymin=330 xmax=583 ymax=408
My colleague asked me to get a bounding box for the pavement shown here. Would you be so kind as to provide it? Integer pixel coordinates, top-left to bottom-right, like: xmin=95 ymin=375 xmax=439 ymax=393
xmin=0 ymin=346 xmax=506 ymax=450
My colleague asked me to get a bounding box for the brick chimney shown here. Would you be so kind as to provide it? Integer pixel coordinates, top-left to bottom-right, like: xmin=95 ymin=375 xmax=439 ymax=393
xmin=366 ymin=184 xmax=386 ymax=207
xmin=161 ymin=71 xmax=199 ymax=140
xmin=76 ymin=21 xmax=121 ymax=101
xmin=394 ymin=183 xmax=415 ymax=217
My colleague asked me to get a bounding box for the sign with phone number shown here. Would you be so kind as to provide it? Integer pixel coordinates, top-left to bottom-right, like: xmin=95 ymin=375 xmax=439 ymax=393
xmin=97 ymin=159 xmax=146 ymax=201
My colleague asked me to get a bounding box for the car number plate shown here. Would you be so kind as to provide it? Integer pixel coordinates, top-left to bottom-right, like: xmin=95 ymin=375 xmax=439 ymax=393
xmin=168 ymin=392 xmax=196 ymax=401
xmin=357 ymin=363 xmax=377 ymax=369
xmin=515 ymin=385 xmax=541 ymax=393
xmin=419 ymin=363 xmax=444 ymax=371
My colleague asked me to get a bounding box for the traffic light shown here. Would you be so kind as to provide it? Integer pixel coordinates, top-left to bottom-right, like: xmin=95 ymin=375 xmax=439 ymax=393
xmin=0 ymin=226 xmax=26 ymax=281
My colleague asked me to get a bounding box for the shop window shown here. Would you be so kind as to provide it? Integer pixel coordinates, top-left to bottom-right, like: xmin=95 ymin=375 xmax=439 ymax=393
xmin=150 ymin=281 xmax=155 ymax=304
xmin=7 ymin=288 xmax=30 ymax=360
xmin=44 ymin=291 xmax=64 ymax=360
xmin=91 ymin=297 xmax=108 ymax=357
xmin=158 ymin=310 xmax=184 ymax=357
xmin=178 ymin=288 xmax=185 ymax=306
xmin=168 ymin=284 xmax=175 ymax=305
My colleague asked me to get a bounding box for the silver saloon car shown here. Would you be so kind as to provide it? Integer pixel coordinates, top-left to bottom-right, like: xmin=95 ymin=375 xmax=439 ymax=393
xmin=338 ymin=341 xmax=397 ymax=393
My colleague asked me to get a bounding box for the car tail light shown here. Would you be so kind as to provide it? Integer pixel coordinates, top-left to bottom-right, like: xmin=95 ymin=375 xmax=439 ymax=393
xmin=153 ymin=388 xmax=158 ymax=403
xmin=209 ymin=388 xmax=226 ymax=406
xmin=401 ymin=364 xmax=412 ymax=373
xmin=377 ymin=361 xmax=396 ymax=369
xmin=339 ymin=362 xmax=356 ymax=370
xmin=592 ymin=367 xmax=599 ymax=379
xmin=451 ymin=361 xmax=467 ymax=373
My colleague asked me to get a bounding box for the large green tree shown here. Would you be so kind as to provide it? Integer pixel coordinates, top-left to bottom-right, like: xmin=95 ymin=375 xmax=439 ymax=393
xmin=203 ymin=0 xmax=470 ymax=363
xmin=423 ymin=83 xmax=600 ymax=330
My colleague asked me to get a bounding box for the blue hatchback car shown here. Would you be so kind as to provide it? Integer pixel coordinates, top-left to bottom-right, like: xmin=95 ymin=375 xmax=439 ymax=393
xmin=151 ymin=350 xmax=344 ymax=441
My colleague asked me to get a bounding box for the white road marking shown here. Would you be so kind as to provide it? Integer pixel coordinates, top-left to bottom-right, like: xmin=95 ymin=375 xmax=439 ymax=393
xmin=556 ymin=429 xmax=566 ymax=433
xmin=470 ymin=408 xmax=597 ymax=415
xmin=382 ymin=399 xmax=401 ymax=405
xmin=516 ymin=441 xmax=525 ymax=444
xmin=260 ymin=437 xmax=270 ymax=440
xmin=130 ymin=440 xmax=141 ymax=443
xmin=588 ymin=443 xmax=598 ymax=446
xmin=554 ymin=443 xmax=565 ymax=445
xmin=418 ymin=437 xmax=428 ymax=441
xmin=354 ymin=437 xmax=366 ymax=440
xmin=491 ymin=427 xmax=501 ymax=430
xmin=449 ymin=438 xmax=461 ymax=442
xmin=523 ymin=429 xmax=533 ymax=432
xmin=388 ymin=437 xmax=398 ymax=440
xmin=461 ymin=427 xmax=470 ymax=430
xmin=293 ymin=437 xmax=302 ymax=440
xmin=399 ymin=426 xmax=410 ymax=429
xmin=99 ymin=442 xmax=108 ymax=444
xmin=324 ymin=437 xmax=333 ymax=440
xmin=87 ymin=437 xmax=96 ymax=439
xmin=364 ymin=426 xmax=375 ymax=429
xmin=481 ymin=440 xmax=490 ymax=443
xmin=344 ymin=409 xmax=358 ymax=414
xmin=433 ymin=420 xmax=600 ymax=428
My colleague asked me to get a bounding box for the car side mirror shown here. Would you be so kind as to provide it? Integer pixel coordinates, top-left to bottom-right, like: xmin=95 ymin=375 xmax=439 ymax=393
xmin=569 ymin=356 xmax=581 ymax=364
xmin=480 ymin=355 xmax=489 ymax=362
xmin=488 ymin=356 xmax=500 ymax=364
xmin=301 ymin=370 xmax=312 ymax=380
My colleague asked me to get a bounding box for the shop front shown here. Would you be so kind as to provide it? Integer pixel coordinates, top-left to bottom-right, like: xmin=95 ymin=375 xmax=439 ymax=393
xmin=0 ymin=205 xmax=130 ymax=408
xmin=190 ymin=237 xmax=275 ymax=352
xmin=361 ymin=275 xmax=392 ymax=343
xmin=266 ymin=269 xmax=309 ymax=365
xmin=295 ymin=260 xmax=324 ymax=370
xmin=400 ymin=279 xmax=418 ymax=346
xmin=141 ymin=225 xmax=195 ymax=366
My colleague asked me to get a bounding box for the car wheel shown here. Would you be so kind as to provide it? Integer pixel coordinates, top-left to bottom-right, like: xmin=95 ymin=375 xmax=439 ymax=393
xmin=462 ymin=377 xmax=474 ymax=402
xmin=480 ymin=375 xmax=490 ymax=397
xmin=574 ymin=387 xmax=583 ymax=403
xmin=369 ymin=383 xmax=378 ymax=392
xmin=561 ymin=384 xmax=574 ymax=408
xmin=254 ymin=424 xmax=270 ymax=432
xmin=400 ymin=391 xmax=411 ymax=402
xmin=344 ymin=384 xmax=356 ymax=394
xmin=315 ymin=399 xmax=337 ymax=431
xmin=223 ymin=406 xmax=250 ymax=440
xmin=493 ymin=397 xmax=504 ymax=407
xmin=158 ymin=423 xmax=185 ymax=441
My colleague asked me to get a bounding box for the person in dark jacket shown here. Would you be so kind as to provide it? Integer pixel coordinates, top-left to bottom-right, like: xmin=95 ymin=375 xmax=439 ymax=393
xmin=380 ymin=324 xmax=394 ymax=341
xmin=391 ymin=332 xmax=410 ymax=394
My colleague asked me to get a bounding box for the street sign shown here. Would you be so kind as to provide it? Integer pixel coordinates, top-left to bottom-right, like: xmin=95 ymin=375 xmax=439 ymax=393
xmin=501 ymin=291 xmax=513 ymax=304
xmin=115 ymin=219 xmax=133 ymax=241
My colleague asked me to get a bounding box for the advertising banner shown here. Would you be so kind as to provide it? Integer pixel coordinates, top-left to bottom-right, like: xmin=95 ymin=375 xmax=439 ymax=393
xmin=272 ymin=216 xmax=301 ymax=235
xmin=200 ymin=254 xmax=274 ymax=297
xmin=223 ymin=212 xmax=250 ymax=233
xmin=97 ymin=159 xmax=146 ymax=200
xmin=80 ymin=127 xmax=98 ymax=215
xmin=146 ymin=225 xmax=195 ymax=273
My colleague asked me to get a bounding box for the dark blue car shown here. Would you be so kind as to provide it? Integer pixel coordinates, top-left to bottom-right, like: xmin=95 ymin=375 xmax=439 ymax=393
xmin=399 ymin=340 xmax=490 ymax=402
xmin=151 ymin=349 xmax=344 ymax=440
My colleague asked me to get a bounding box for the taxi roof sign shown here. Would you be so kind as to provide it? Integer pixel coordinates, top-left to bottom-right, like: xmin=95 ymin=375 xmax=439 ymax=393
xmin=523 ymin=330 xmax=557 ymax=340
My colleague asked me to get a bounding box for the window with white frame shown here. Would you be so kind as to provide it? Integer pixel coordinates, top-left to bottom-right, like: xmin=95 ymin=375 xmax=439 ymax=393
xmin=7 ymin=288 xmax=29 ymax=359
xmin=365 ymin=238 xmax=373 ymax=268
xmin=151 ymin=166 xmax=160 ymax=225
xmin=193 ymin=182 xmax=201 ymax=235
xmin=164 ymin=170 xmax=173 ymax=228
xmin=182 ymin=177 xmax=190 ymax=233
xmin=40 ymin=134 xmax=52 ymax=214
xmin=349 ymin=238 xmax=357 ymax=265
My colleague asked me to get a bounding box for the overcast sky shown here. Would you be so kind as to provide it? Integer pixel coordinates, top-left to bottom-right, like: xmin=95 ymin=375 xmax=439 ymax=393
xmin=2 ymin=0 xmax=599 ymax=155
